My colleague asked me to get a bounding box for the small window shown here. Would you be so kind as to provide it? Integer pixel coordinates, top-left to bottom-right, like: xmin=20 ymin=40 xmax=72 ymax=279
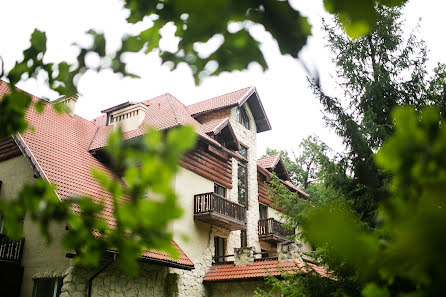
xmin=238 ymin=164 xmax=248 ymax=207
xmin=214 ymin=236 xmax=226 ymax=263
xmin=32 ymin=278 xmax=63 ymax=297
xmin=240 ymin=230 xmax=247 ymax=247
xmin=214 ymin=183 xmax=226 ymax=197
xmin=238 ymin=145 xmax=247 ymax=158
xmin=259 ymin=204 xmax=268 ymax=220
xmin=236 ymin=106 xmax=250 ymax=130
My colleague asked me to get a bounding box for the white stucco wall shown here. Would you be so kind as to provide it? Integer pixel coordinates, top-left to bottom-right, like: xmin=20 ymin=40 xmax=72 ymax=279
xmin=0 ymin=155 xmax=72 ymax=297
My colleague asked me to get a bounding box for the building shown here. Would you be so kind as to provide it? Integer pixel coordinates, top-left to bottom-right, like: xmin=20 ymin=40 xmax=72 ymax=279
xmin=0 ymin=80 xmax=322 ymax=297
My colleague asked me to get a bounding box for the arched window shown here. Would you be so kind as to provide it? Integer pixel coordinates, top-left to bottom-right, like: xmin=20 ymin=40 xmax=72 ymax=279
xmin=236 ymin=106 xmax=250 ymax=130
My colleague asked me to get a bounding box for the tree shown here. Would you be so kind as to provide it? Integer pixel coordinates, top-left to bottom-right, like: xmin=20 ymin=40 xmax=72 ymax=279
xmin=302 ymin=106 xmax=446 ymax=297
xmin=264 ymin=136 xmax=335 ymax=202
xmin=259 ymin=5 xmax=446 ymax=297
xmin=0 ymin=0 xmax=409 ymax=273
xmin=309 ymin=5 xmax=446 ymax=225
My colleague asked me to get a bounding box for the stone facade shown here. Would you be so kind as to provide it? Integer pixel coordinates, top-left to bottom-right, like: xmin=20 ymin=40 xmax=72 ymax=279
xmin=206 ymin=281 xmax=275 ymax=297
xmin=278 ymin=242 xmax=303 ymax=262
xmin=227 ymin=104 xmax=262 ymax=255
xmin=60 ymin=262 xmax=170 ymax=297
xmin=234 ymin=247 xmax=254 ymax=266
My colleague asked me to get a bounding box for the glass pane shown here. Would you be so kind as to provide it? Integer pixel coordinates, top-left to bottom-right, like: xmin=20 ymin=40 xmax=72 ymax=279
xmin=34 ymin=279 xmax=59 ymax=297
xmin=240 ymin=230 xmax=247 ymax=247
xmin=214 ymin=237 xmax=225 ymax=263
xmin=238 ymin=146 xmax=247 ymax=158
xmin=238 ymin=165 xmax=247 ymax=206
xmin=214 ymin=184 xmax=226 ymax=197
xmin=259 ymin=204 xmax=267 ymax=220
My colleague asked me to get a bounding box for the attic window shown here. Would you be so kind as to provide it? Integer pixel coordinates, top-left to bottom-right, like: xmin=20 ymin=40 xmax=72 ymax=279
xmin=236 ymin=106 xmax=250 ymax=130
xmin=107 ymin=109 xmax=140 ymax=125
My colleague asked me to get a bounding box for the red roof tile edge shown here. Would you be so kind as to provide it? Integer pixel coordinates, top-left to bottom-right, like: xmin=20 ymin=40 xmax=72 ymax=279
xmin=203 ymin=259 xmax=330 ymax=282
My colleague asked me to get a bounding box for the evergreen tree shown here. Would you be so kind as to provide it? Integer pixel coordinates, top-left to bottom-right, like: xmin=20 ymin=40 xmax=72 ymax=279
xmin=310 ymin=5 xmax=445 ymax=225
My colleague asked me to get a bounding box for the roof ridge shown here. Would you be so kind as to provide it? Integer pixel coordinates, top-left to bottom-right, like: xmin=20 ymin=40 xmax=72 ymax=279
xmin=166 ymin=93 xmax=181 ymax=125
xmin=187 ymin=86 xmax=252 ymax=108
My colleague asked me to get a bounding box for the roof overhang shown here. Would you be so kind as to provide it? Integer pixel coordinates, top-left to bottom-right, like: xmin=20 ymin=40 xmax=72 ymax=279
xmin=238 ymin=87 xmax=272 ymax=133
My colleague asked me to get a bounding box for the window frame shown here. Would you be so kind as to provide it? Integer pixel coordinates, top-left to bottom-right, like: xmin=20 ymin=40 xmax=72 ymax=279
xmin=32 ymin=278 xmax=63 ymax=297
xmin=214 ymin=236 xmax=226 ymax=263
xmin=236 ymin=106 xmax=250 ymax=130
xmin=238 ymin=145 xmax=248 ymax=159
xmin=214 ymin=183 xmax=227 ymax=197
xmin=240 ymin=230 xmax=247 ymax=248
xmin=259 ymin=204 xmax=268 ymax=220
xmin=237 ymin=163 xmax=248 ymax=208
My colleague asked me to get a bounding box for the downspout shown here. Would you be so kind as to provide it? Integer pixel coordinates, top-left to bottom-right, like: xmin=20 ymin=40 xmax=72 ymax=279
xmin=87 ymin=254 xmax=116 ymax=297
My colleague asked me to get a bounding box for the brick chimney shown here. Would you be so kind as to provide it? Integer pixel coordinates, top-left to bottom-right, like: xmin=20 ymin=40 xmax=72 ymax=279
xmin=234 ymin=247 xmax=254 ymax=266
xmin=53 ymin=94 xmax=79 ymax=116
xmin=278 ymin=242 xmax=303 ymax=262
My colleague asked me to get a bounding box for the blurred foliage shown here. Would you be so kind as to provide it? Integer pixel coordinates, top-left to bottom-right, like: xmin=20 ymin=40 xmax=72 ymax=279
xmin=0 ymin=126 xmax=196 ymax=274
xmin=255 ymin=271 xmax=342 ymax=297
xmin=299 ymin=107 xmax=446 ymax=297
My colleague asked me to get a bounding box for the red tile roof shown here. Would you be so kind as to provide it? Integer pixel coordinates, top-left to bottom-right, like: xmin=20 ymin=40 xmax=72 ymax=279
xmin=89 ymin=93 xmax=218 ymax=151
xmin=203 ymin=259 xmax=329 ymax=282
xmin=0 ymin=80 xmax=193 ymax=268
xmin=257 ymin=154 xmax=281 ymax=170
xmin=186 ymin=87 xmax=252 ymax=116
xmin=257 ymin=155 xmax=309 ymax=198
xmin=201 ymin=118 xmax=229 ymax=134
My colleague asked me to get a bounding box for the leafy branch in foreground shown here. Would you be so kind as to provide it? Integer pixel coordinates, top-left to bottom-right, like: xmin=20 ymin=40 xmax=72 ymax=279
xmin=0 ymin=126 xmax=197 ymax=275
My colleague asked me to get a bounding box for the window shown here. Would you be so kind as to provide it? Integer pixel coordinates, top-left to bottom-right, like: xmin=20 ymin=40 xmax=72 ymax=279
xmin=240 ymin=230 xmax=247 ymax=247
xmin=32 ymin=278 xmax=63 ymax=297
xmin=214 ymin=236 xmax=226 ymax=263
xmin=238 ymin=145 xmax=247 ymax=158
xmin=214 ymin=183 xmax=226 ymax=197
xmin=259 ymin=204 xmax=268 ymax=220
xmin=236 ymin=106 xmax=250 ymax=130
xmin=237 ymin=163 xmax=247 ymax=207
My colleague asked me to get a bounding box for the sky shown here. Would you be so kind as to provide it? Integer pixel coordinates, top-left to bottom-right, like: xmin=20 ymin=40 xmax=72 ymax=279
xmin=1 ymin=0 xmax=445 ymax=158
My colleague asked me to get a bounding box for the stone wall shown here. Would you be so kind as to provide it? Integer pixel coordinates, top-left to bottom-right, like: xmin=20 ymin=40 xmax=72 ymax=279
xmin=206 ymin=280 xmax=275 ymax=297
xmin=228 ymin=104 xmax=261 ymax=255
xmin=60 ymin=262 xmax=170 ymax=297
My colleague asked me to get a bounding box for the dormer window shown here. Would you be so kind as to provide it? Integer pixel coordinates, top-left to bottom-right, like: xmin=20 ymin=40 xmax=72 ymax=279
xmin=236 ymin=106 xmax=250 ymax=130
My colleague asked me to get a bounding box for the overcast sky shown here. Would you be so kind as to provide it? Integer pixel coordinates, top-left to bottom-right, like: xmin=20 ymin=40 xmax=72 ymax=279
xmin=1 ymin=0 xmax=445 ymax=158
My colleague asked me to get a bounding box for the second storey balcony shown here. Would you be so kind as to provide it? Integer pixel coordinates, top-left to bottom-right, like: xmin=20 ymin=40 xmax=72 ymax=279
xmin=0 ymin=233 xmax=25 ymax=263
xmin=194 ymin=192 xmax=247 ymax=231
xmin=258 ymin=218 xmax=294 ymax=244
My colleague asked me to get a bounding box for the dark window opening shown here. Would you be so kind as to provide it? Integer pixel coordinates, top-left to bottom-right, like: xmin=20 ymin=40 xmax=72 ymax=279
xmin=261 ymin=249 xmax=269 ymax=258
xmin=214 ymin=183 xmax=226 ymax=197
xmin=32 ymin=278 xmax=63 ymax=297
xmin=236 ymin=106 xmax=250 ymax=130
xmin=214 ymin=236 xmax=226 ymax=263
xmin=259 ymin=204 xmax=268 ymax=220
xmin=240 ymin=230 xmax=247 ymax=247
xmin=238 ymin=164 xmax=247 ymax=207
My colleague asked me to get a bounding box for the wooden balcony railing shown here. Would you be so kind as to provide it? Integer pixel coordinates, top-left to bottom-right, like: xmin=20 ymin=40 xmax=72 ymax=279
xmin=0 ymin=234 xmax=24 ymax=263
xmin=258 ymin=218 xmax=294 ymax=243
xmin=194 ymin=192 xmax=247 ymax=230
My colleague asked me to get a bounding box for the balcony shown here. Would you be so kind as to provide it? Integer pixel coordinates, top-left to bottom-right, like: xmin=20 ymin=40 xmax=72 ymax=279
xmin=0 ymin=234 xmax=24 ymax=263
xmin=258 ymin=218 xmax=294 ymax=243
xmin=194 ymin=192 xmax=247 ymax=230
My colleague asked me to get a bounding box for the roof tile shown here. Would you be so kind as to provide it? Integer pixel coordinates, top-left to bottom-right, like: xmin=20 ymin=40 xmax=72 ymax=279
xmin=186 ymin=87 xmax=251 ymax=116
xmin=0 ymin=80 xmax=193 ymax=268
xmin=203 ymin=259 xmax=329 ymax=282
